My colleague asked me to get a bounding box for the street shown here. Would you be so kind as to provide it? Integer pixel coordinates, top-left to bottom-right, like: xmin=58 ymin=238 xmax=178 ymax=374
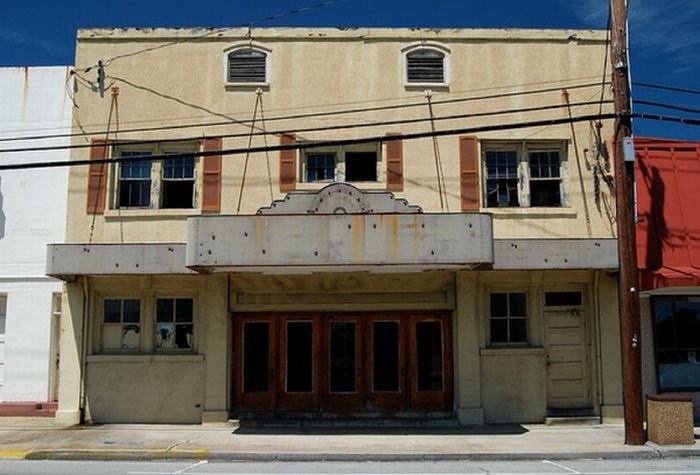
xmin=0 ymin=458 xmax=699 ymax=475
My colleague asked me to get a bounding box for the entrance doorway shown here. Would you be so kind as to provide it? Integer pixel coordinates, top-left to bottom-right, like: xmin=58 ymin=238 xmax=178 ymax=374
xmin=545 ymin=308 xmax=591 ymax=410
xmin=232 ymin=312 xmax=453 ymax=413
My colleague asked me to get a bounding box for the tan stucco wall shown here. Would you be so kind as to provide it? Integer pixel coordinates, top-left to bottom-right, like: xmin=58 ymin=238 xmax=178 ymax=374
xmin=66 ymin=27 xmax=615 ymax=244
xmin=85 ymin=357 xmax=204 ymax=423
xmin=55 ymin=268 xmax=622 ymax=424
xmin=55 ymin=27 xmax=624 ymax=425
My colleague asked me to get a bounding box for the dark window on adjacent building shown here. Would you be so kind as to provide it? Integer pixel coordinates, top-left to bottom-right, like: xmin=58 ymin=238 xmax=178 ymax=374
xmin=162 ymin=156 xmax=195 ymax=209
xmin=490 ymin=292 xmax=528 ymax=344
xmin=406 ymin=49 xmax=445 ymax=83
xmin=118 ymin=153 xmax=152 ymax=208
xmin=227 ymin=49 xmax=267 ymax=83
xmin=652 ymin=297 xmax=700 ymax=391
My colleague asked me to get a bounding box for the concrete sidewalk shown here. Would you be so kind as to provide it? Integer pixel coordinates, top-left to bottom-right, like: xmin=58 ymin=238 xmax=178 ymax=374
xmin=0 ymin=419 xmax=698 ymax=462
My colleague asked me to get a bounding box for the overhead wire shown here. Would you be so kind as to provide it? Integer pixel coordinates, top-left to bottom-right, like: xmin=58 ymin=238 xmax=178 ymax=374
xmin=0 ymin=82 xmax=606 ymax=146
xmin=0 ymin=112 xmax=622 ymax=172
xmin=0 ymin=99 xmax=613 ymax=155
xmin=632 ymin=81 xmax=700 ymax=96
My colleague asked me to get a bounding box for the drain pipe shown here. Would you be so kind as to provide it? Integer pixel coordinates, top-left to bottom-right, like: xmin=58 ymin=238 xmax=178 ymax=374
xmin=78 ymin=276 xmax=90 ymax=423
xmin=594 ymin=270 xmax=605 ymax=417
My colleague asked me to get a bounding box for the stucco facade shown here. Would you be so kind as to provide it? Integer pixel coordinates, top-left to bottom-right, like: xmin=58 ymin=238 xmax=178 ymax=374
xmin=51 ymin=27 xmax=623 ymax=425
xmin=0 ymin=67 xmax=72 ymax=405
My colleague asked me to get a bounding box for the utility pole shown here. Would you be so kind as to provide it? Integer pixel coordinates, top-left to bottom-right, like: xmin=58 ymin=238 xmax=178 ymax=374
xmin=610 ymin=0 xmax=645 ymax=445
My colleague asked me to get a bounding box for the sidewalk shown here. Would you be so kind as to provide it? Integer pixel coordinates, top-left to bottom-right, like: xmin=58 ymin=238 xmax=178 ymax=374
xmin=0 ymin=419 xmax=697 ymax=462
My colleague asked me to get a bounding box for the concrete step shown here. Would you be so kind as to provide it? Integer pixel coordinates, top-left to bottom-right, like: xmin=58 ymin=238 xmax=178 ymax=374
xmin=545 ymin=416 xmax=600 ymax=426
xmin=234 ymin=411 xmax=460 ymax=429
xmin=0 ymin=402 xmax=57 ymax=417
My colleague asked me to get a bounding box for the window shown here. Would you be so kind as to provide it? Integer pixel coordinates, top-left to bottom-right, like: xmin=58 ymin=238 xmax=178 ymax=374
xmin=118 ymin=152 xmax=152 ymax=208
xmin=102 ymin=299 xmax=141 ymax=351
xmin=545 ymin=291 xmax=583 ymax=307
xmin=652 ymin=296 xmax=700 ymax=391
xmin=303 ymin=143 xmax=379 ymax=183
xmin=162 ymin=156 xmax=195 ymax=209
xmin=156 ymin=298 xmax=194 ymax=350
xmin=114 ymin=142 xmax=198 ymax=210
xmin=227 ymin=49 xmax=267 ymax=84
xmin=483 ymin=142 xmax=567 ymax=208
xmin=489 ymin=292 xmax=528 ymax=344
xmin=406 ymin=48 xmax=445 ymax=84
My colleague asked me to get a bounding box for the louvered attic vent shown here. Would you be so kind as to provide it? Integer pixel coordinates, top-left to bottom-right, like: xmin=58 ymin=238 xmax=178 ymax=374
xmin=406 ymin=49 xmax=445 ymax=83
xmin=227 ymin=50 xmax=267 ymax=83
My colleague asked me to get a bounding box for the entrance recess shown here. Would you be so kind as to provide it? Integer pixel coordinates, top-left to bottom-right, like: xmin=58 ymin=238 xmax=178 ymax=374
xmin=545 ymin=309 xmax=591 ymax=410
xmin=232 ymin=312 xmax=453 ymax=413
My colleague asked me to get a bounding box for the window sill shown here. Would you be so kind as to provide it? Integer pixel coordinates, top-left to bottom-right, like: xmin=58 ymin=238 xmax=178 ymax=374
xmin=296 ymin=181 xmax=388 ymax=192
xmin=88 ymin=353 xmax=204 ymax=363
xmin=104 ymin=208 xmax=201 ymax=219
xmin=404 ymin=83 xmax=450 ymax=92
xmin=487 ymin=207 xmax=577 ymax=218
xmin=480 ymin=347 xmax=545 ymax=356
xmin=225 ymin=82 xmax=270 ymax=91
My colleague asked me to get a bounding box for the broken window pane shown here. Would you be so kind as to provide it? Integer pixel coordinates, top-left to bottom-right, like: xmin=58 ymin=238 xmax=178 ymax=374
xmin=345 ymin=151 xmax=377 ymax=181
xmin=485 ymin=150 xmax=519 ymax=207
xmin=161 ymin=155 xmax=195 ymax=209
xmin=155 ymin=298 xmax=194 ymax=350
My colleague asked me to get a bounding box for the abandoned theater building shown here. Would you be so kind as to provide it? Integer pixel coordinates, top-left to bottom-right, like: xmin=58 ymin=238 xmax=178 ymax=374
xmin=47 ymin=27 xmax=626 ymax=425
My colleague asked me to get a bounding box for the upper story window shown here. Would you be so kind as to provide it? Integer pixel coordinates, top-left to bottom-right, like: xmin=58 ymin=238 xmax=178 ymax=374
xmin=482 ymin=141 xmax=568 ymax=208
xmin=113 ymin=142 xmax=199 ymax=210
xmin=403 ymin=43 xmax=450 ymax=86
xmin=227 ymin=48 xmax=268 ymax=84
xmin=302 ymin=143 xmax=380 ymax=184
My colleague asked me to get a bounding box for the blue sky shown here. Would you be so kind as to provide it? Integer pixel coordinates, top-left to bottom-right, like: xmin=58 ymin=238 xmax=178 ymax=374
xmin=1 ymin=0 xmax=698 ymax=139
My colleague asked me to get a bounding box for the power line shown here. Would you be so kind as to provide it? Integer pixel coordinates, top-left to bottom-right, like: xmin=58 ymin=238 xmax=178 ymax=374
xmin=0 ymin=112 xmax=619 ymax=171
xmin=0 ymin=99 xmax=612 ymax=154
xmin=632 ymin=81 xmax=700 ymax=96
xmin=0 ymin=81 xmax=603 ymax=144
xmin=634 ymin=100 xmax=700 ymax=115
xmin=633 ymin=112 xmax=700 ymax=126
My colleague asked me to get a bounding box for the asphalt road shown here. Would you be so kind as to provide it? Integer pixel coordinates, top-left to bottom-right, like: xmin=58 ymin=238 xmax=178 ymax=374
xmin=0 ymin=458 xmax=699 ymax=475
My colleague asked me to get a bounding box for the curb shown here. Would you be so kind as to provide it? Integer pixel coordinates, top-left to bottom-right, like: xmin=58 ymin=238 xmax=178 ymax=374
xmin=14 ymin=449 xmax=667 ymax=462
xmin=0 ymin=450 xmax=29 ymax=460
xmin=23 ymin=448 xmax=209 ymax=461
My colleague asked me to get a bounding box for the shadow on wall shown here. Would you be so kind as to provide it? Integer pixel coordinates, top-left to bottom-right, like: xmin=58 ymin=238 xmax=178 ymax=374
xmin=0 ymin=176 xmax=5 ymax=240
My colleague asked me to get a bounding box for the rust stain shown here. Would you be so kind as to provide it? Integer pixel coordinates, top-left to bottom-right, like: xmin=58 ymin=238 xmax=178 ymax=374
xmin=351 ymin=215 xmax=365 ymax=262
xmin=21 ymin=66 xmax=30 ymax=120
xmin=391 ymin=215 xmax=399 ymax=260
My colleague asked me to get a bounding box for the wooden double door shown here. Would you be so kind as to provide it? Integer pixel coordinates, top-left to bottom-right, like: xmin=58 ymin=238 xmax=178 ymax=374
xmin=232 ymin=312 xmax=453 ymax=412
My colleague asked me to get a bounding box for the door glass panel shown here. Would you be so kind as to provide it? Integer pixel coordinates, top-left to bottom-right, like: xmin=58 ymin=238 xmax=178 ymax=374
xmin=373 ymin=321 xmax=399 ymax=392
xmin=416 ymin=321 xmax=444 ymax=391
xmin=243 ymin=322 xmax=269 ymax=392
xmin=330 ymin=322 xmax=356 ymax=393
xmin=287 ymin=321 xmax=313 ymax=392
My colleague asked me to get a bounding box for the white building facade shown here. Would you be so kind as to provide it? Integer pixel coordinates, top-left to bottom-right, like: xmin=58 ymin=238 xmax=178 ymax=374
xmin=0 ymin=67 xmax=72 ymax=409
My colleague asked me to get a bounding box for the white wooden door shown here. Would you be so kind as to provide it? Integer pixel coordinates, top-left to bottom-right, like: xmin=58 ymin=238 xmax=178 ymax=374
xmin=545 ymin=309 xmax=591 ymax=409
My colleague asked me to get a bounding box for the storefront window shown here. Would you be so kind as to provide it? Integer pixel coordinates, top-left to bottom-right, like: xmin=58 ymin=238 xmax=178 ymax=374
xmin=652 ymin=296 xmax=700 ymax=391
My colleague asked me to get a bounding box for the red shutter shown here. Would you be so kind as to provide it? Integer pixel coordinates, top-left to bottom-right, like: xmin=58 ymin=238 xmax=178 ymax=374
xmin=86 ymin=139 xmax=108 ymax=213
xmin=202 ymin=137 xmax=222 ymax=213
xmin=459 ymin=136 xmax=480 ymax=211
xmin=279 ymin=133 xmax=297 ymax=192
xmin=386 ymin=133 xmax=403 ymax=191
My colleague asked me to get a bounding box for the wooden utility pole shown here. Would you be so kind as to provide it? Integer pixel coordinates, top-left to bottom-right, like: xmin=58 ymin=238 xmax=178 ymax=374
xmin=610 ymin=0 xmax=645 ymax=445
